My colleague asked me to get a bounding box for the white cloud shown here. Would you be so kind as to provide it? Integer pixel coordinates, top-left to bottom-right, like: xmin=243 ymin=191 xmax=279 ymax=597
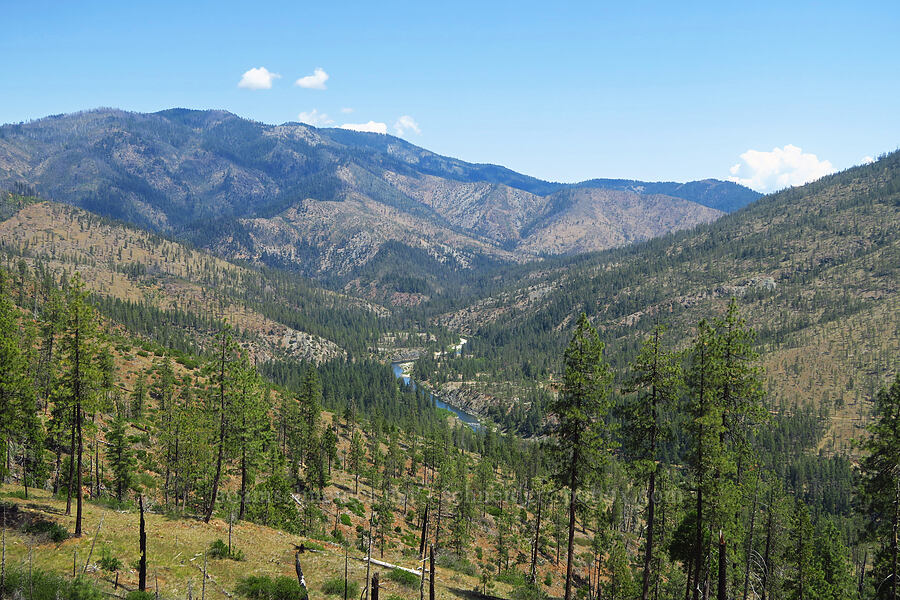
xmin=341 ymin=107 xmax=354 ymax=114
xmin=297 ymin=109 xmax=333 ymax=127
xmin=394 ymin=115 xmax=421 ymax=136
xmin=862 ymin=155 xmax=875 ymax=164
xmin=238 ymin=67 xmax=281 ymax=90
xmin=727 ymin=144 xmax=834 ymax=193
xmin=295 ymin=68 xmax=329 ymax=90
xmin=340 ymin=121 xmax=388 ymax=134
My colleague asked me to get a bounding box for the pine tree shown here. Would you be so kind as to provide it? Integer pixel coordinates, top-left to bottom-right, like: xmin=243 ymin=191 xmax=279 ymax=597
xmin=59 ymin=274 xmax=100 ymax=536
xmin=233 ymin=358 xmax=268 ymax=520
xmin=860 ymin=372 xmax=900 ymax=600
xmin=349 ymin=428 xmax=364 ymax=494
xmin=0 ymin=273 xmax=39 ymax=494
xmin=130 ymin=370 xmax=148 ymax=419
xmin=549 ymin=313 xmax=614 ymax=600
xmin=204 ymin=326 xmax=239 ymax=523
xmin=685 ymin=318 xmax=724 ymax=599
xmin=106 ymin=417 xmax=134 ymax=501
xmin=323 ymin=425 xmax=338 ymax=475
xmin=622 ymin=323 xmax=682 ymax=600
xmin=603 ymin=540 xmax=639 ymax=600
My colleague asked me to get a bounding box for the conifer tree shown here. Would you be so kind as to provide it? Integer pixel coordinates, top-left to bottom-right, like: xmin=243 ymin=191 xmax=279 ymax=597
xmin=204 ymin=326 xmax=238 ymax=523
xmin=622 ymin=323 xmax=682 ymax=600
xmin=549 ymin=313 xmax=614 ymax=600
xmin=349 ymin=428 xmax=364 ymax=494
xmin=323 ymin=425 xmax=338 ymax=475
xmin=0 ymin=274 xmax=39 ymax=494
xmin=106 ymin=417 xmax=134 ymax=501
xmin=860 ymin=372 xmax=900 ymax=600
xmin=59 ymin=274 xmax=100 ymax=536
xmin=233 ymin=358 xmax=268 ymax=519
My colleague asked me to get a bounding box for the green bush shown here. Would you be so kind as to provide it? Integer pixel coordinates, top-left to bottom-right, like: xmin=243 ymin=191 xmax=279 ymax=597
xmin=303 ymin=540 xmax=325 ymax=552
xmin=345 ymin=497 xmax=365 ymax=517
xmin=511 ymin=582 xmax=548 ymax=600
xmin=207 ymin=538 xmax=244 ymax=560
xmin=1 ymin=568 xmax=101 ymax=600
xmin=497 ymin=569 xmax=527 ymax=587
xmin=543 ymin=573 xmax=552 ymax=586
xmin=435 ymin=552 xmax=477 ymax=576
xmin=125 ymin=592 xmax=156 ymax=600
xmin=25 ymin=519 xmax=69 ymax=543
xmin=98 ymin=546 xmax=123 ymax=571
xmin=321 ymin=576 xmax=359 ymax=597
xmin=340 ymin=513 xmax=352 ymax=526
xmin=388 ymin=568 xmax=419 ymax=588
xmin=237 ymin=575 xmax=309 ymax=600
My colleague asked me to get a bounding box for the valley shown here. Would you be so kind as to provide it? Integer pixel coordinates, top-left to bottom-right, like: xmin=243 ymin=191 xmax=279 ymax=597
xmin=0 ymin=112 xmax=897 ymax=600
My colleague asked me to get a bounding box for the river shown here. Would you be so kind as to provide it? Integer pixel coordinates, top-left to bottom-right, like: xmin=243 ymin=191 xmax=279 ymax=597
xmin=391 ymin=356 xmax=482 ymax=431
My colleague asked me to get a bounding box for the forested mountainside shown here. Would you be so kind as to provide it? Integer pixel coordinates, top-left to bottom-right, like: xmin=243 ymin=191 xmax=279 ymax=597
xmin=0 ymin=109 xmax=754 ymax=284
xmin=1 ymin=247 xmax=898 ymax=600
xmin=0 ymin=113 xmax=896 ymax=600
xmin=427 ymin=152 xmax=900 ymax=446
xmin=0 ymin=193 xmax=394 ymax=362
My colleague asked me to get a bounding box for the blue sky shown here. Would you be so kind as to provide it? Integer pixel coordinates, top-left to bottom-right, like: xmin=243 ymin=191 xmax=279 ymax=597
xmin=2 ymin=0 xmax=898 ymax=191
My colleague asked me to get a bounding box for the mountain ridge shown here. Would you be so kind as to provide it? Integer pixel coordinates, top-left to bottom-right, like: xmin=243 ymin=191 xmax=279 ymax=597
xmin=0 ymin=108 xmax=758 ymax=288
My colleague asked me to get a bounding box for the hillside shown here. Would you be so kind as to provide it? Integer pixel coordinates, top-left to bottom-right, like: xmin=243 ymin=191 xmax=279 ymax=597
xmin=432 ymin=151 xmax=900 ymax=447
xmin=0 ymin=194 xmax=391 ymax=361
xmin=0 ymin=109 xmax=754 ymax=284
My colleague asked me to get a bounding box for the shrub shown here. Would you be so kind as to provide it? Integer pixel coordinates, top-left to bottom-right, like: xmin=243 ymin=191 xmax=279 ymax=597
xmin=208 ymin=538 xmax=244 ymax=560
xmin=1 ymin=568 xmax=101 ymax=600
xmin=321 ymin=576 xmax=359 ymax=597
xmin=511 ymin=581 xmax=548 ymax=600
xmin=25 ymin=519 xmax=69 ymax=543
xmin=543 ymin=573 xmax=553 ymax=586
xmin=388 ymin=568 xmax=419 ymax=588
xmin=497 ymin=569 xmax=527 ymax=587
xmin=340 ymin=513 xmax=352 ymax=526
xmin=125 ymin=592 xmax=156 ymax=600
xmin=345 ymin=497 xmax=365 ymax=517
xmin=98 ymin=546 xmax=123 ymax=571
xmin=303 ymin=540 xmax=325 ymax=552
xmin=237 ymin=575 xmax=309 ymax=600
xmin=435 ymin=551 xmax=477 ymax=576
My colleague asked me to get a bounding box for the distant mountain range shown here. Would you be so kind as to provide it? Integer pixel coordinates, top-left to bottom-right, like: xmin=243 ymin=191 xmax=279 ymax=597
xmin=0 ymin=108 xmax=759 ymax=283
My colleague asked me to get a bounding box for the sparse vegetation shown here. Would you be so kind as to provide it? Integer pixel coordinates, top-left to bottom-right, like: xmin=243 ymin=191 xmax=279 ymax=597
xmin=321 ymin=576 xmax=359 ymax=597
xmin=207 ymin=538 xmax=245 ymax=560
xmin=237 ymin=576 xmax=308 ymax=600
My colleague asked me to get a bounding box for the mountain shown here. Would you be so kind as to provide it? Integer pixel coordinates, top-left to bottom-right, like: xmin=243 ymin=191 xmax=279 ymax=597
xmin=571 ymin=177 xmax=761 ymax=213
xmin=0 ymin=108 xmax=756 ymax=290
xmin=430 ymin=152 xmax=900 ymax=447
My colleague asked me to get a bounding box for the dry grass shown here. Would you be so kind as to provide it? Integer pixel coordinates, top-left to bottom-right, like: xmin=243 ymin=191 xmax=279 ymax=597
xmin=0 ymin=485 xmax=498 ymax=600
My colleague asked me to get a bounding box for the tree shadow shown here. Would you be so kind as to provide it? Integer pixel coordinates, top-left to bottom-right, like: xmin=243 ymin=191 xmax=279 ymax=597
xmin=447 ymin=587 xmax=506 ymax=600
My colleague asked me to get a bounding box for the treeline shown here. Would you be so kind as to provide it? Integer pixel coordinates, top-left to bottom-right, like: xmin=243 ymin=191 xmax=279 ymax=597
xmin=544 ymin=301 xmax=899 ymax=600
xmin=428 ymin=150 xmax=900 ymax=394
xmin=1 ymin=257 xmax=899 ymax=600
